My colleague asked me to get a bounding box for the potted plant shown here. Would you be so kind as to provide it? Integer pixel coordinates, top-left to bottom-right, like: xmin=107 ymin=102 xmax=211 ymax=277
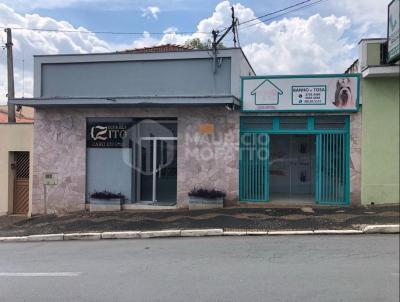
xmin=89 ymin=190 xmax=126 ymax=212
xmin=188 ymin=188 xmax=226 ymax=210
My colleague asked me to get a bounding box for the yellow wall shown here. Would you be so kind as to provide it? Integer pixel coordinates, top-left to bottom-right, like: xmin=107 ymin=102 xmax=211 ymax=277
xmin=0 ymin=123 xmax=33 ymax=216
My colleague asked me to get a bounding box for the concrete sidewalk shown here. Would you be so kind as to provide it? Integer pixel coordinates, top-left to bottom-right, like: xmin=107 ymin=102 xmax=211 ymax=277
xmin=0 ymin=204 xmax=398 ymax=241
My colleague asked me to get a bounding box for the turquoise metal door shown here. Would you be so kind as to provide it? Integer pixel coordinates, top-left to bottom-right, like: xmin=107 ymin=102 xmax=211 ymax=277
xmin=316 ymin=133 xmax=349 ymax=205
xmin=239 ymin=132 xmax=269 ymax=202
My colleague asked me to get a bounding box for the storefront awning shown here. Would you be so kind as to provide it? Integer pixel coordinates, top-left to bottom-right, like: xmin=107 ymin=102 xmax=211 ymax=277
xmin=10 ymin=95 xmax=240 ymax=108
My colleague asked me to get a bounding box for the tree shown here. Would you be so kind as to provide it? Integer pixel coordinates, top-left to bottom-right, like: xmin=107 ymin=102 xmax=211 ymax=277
xmin=184 ymin=38 xmax=225 ymax=50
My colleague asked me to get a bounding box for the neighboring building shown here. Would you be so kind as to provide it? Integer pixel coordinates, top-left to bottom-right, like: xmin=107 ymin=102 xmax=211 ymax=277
xmin=0 ymin=106 xmax=33 ymax=216
xmin=239 ymin=74 xmax=361 ymax=206
xmin=357 ymin=38 xmax=400 ymax=204
xmin=0 ymin=105 xmax=34 ymax=122
xmin=12 ymin=47 xmax=254 ymax=214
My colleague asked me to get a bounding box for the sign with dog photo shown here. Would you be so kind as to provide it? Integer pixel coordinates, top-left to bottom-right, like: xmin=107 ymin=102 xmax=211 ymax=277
xmin=241 ymin=74 xmax=360 ymax=112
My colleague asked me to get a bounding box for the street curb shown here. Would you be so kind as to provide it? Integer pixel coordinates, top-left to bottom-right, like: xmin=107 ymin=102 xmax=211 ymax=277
xmin=362 ymin=224 xmax=400 ymax=234
xmin=27 ymin=234 xmax=64 ymax=241
xmin=101 ymin=231 xmax=141 ymax=239
xmin=0 ymin=225 xmax=398 ymax=243
xmin=140 ymin=230 xmax=181 ymax=238
xmin=313 ymin=230 xmax=363 ymax=235
xmin=64 ymin=233 xmax=101 ymax=240
xmin=181 ymin=229 xmax=224 ymax=237
xmin=269 ymin=230 xmax=314 ymax=235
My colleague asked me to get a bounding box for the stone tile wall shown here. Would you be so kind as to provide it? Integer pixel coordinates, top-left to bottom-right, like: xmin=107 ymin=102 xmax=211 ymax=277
xmin=32 ymin=107 xmax=239 ymax=214
xmin=350 ymin=110 xmax=362 ymax=205
xmin=32 ymin=107 xmax=361 ymax=214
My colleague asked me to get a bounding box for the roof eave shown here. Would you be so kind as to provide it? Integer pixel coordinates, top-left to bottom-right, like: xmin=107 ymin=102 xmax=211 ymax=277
xmin=10 ymin=95 xmax=240 ymax=108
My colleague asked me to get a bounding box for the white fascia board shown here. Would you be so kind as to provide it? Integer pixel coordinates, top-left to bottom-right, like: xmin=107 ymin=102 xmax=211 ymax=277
xmin=10 ymin=95 xmax=240 ymax=107
xmin=362 ymin=65 xmax=400 ymax=78
xmin=33 ymin=48 xmax=242 ymax=64
xmin=358 ymin=38 xmax=387 ymax=45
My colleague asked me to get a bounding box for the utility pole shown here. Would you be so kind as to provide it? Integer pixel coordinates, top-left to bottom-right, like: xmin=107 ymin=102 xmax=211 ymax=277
xmin=5 ymin=28 xmax=16 ymax=123
xmin=232 ymin=7 xmax=237 ymax=47
xmin=211 ymin=6 xmax=239 ymax=73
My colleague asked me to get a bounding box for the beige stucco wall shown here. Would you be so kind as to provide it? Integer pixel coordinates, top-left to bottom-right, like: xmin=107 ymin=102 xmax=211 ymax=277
xmin=32 ymin=107 xmax=239 ymax=214
xmin=0 ymin=123 xmax=34 ymax=216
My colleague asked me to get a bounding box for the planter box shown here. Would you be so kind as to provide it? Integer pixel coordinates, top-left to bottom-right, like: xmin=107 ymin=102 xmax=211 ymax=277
xmin=89 ymin=198 xmax=122 ymax=212
xmin=189 ymin=196 xmax=224 ymax=210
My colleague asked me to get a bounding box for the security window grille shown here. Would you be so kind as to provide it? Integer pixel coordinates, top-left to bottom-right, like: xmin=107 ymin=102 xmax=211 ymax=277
xmin=314 ymin=116 xmax=346 ymax=129
xmin=15 ymin=152 xmax=30 ymax=178
xmin=279 ymin=117 xmax=308 ymax=129
xmin=242 ymin=117 xmax=273 ymax=130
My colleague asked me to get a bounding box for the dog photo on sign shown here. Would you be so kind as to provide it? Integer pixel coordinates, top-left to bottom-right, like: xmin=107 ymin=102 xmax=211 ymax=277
xmin=333 ymin=78 xmax=354 ymax=108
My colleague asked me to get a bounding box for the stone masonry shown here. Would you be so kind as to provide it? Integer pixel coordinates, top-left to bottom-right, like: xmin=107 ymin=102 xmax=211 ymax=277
xmin=32 ymin=106 xmax=239 ymax=214
xmin=32 ymin=107 xmax=361 ymax=214
xmin=350 ymin=110 xmax=362 ymax=205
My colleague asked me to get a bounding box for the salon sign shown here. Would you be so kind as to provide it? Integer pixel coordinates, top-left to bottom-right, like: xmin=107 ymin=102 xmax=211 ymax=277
xmin=241 ymin=74 xmax=360 ymax=112
xmin=86 ymin=121 xmax=132 ymax=148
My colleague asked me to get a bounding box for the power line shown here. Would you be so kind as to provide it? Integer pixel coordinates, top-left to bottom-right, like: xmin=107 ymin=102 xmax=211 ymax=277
xmin=0 ymin=0 xmax=329 ymax=42
xmin=239 ymin=0 xmax=314 ymax=26
xmin=239 ymin=0 xmax=328 ymax=31
xmin=0 ymin=26 xmax=210 ymax=36
xmin=217 ymin=0 xmax=328 ymax=37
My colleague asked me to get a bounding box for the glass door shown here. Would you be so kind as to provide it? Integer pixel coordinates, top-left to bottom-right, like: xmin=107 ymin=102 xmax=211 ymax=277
xmin=138 ymin=137 xmax=177 ymax=204
xmin=139 ymin=138 xmax=154 ymax=202
xmin=156 ymin=139 xmax=177 ymax=204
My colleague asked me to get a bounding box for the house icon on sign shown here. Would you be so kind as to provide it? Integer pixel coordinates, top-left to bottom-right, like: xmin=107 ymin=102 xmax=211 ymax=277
xmin=251 ymin=79 xmax=283 ymax=105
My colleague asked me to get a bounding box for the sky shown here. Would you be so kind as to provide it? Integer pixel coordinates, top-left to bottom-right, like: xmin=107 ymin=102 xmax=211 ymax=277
xmin=0 ymin=0 xmax=390 ymax=102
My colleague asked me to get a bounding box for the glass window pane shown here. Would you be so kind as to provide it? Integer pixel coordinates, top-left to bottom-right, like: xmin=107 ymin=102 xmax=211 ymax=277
xmin=315 ymin=116 xmax=346 ymax=129
xmin=242 ymin=117 xmax=273 ymax=130
xmin=279 ymin=117 xmax=307 ymax=129
xmin=139 ymin=119 xmax=177 ymax=137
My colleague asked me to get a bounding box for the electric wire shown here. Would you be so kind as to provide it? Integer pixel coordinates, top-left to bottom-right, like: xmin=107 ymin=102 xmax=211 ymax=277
xmin=0 ymin=26 xmax=210 ymax=36
xmin=239 ymin=0 xmax=329 ymax=31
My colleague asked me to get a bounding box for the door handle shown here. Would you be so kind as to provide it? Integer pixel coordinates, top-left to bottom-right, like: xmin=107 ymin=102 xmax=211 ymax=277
xmin=158 ymin=164 xmax=161 ymax=178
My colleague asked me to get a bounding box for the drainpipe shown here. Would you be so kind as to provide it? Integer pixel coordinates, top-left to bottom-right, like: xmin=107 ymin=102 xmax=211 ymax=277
xmin=5 ymin=28 xmax=16 ymax=123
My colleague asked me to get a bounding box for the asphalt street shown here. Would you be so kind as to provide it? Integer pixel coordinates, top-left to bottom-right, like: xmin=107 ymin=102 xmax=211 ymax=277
xmin=0 ymin=235 xmax=399 ymax=302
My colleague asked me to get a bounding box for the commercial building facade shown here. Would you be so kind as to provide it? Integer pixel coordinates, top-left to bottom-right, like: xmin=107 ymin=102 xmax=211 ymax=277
xmin=238 ymin=75 xmax=362 ymax=206
xmin=10 ymin=45 xmax=369 ymax=214
xmin=13 ymin=47 xmax=254 ymax=214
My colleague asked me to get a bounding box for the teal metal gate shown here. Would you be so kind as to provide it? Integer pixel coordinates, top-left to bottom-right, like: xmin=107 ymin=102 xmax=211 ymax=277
xmin=316 ymin=133 xmax=350 ymax=205
xmin=239 ymin=132 xmax=269 ymax=202
xmin=239 ymin=116 xmax=350 ymax=205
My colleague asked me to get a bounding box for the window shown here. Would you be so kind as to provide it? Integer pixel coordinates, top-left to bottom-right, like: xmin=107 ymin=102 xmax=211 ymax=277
xmin=279 ymin=117 xmax=308 ymax=129
xmin=314 ymin=116 xmax=347 ymax=129
xmin=242 ymin=117 xmax=273 ymax=130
